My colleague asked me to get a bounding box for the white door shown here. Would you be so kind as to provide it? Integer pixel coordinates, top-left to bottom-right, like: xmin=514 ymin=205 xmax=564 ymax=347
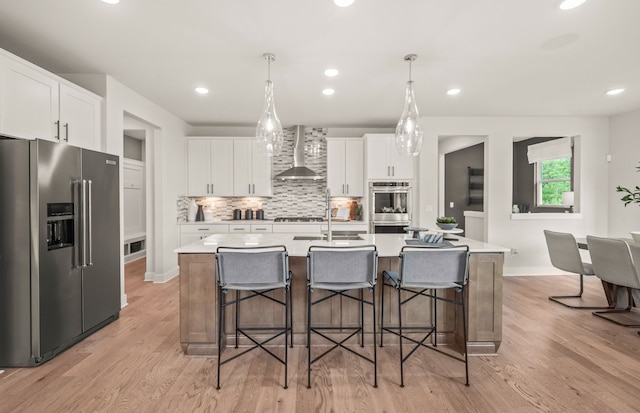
xmin=0 ymin=57 xmax=59 ymax=141
xmin=59 ymin=84 xmax=101 ymax=150
xmin=210 ymin=139 xmax=234 ymax=196
xmin=186 ymin=139 xmax=212 ymax=196
xmin=233 ymin=139 xmax=252 ymax=196
xmin=250 ymin=140 xmax=272 ymax=196
xmin=344 ymin=139 xmax=364 ymax=196
xmin=327 ymin=139 xmax=346 ymax=195
xmin=365 ymin=135 xmax=391 ymax=180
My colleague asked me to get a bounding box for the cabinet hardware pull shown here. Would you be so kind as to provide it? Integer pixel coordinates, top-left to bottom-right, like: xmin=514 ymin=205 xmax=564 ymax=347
xmin=55 ymin=120 xmax=60 ymax=140
xmin=252 ymin=184 xmax=255 ymax=194
xmin=64 ymin=123 xmax=69 ymax=142
xmin=387 ymin=166 xmax=390 ymax=176
xmin=248 ymin=184 xmax=251 ymax=193
xmin=392 ymin=166 xmax=395 ymax=176
xmin=346 ymin=184 xmax=349 ymax=193
xmin=207 ymin=184 xmax=210 ymax=193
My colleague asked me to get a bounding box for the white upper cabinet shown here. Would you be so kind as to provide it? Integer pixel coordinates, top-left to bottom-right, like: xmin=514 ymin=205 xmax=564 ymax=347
xmin=364 ymin=134 xmax=414 ymax=180
xmin=327 ymin=138 xmax=364 ymax=197
xmin=233 ymin=138 xmax=272 ymax=197
xmin=0 ymin=55 xmax=59 ymax=141
xmin=186 ymin=138 xmax=233 ymax=196
xmin=0 ymin=50 xmax=102 ymax=150
xmin=59 ymin=83 xmax=101 ymax=150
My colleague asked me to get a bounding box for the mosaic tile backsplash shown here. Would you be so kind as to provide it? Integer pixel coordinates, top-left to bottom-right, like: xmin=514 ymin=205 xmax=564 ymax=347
xmin=177 ymin=127 xmax=363 ymax=222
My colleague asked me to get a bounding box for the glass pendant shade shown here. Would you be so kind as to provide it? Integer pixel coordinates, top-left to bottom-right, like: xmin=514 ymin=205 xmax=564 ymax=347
xmin=256 ymin=53 xmax=284 ymax=157
xmin=395 ymin=80 xmax=423 ymax=156
xmin=395 ymin=54 xmax=423 ymax=157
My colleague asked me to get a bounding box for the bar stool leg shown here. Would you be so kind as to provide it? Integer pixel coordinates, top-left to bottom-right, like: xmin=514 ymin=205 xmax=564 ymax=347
xmin=461 ymin=286 xmax=469 ymax=386
xmin=284 ymin=286 xmax=289 ymax=389
xmin=289 ymin=285 xmax=294 ymax=347
xmin=307 ymin=286 xmax=312 ymax=389
xmin=360 ymin=288 xmax=365 ymax=347
xmin=235 ymin=290 xmax=240 ymax=348
xmin=433 ymin=289 xmax=438 ymax=347
xmin=217 ymin=286 xmax=223 ymax=390
xmin=380 ymin=279 xmax=385 ymax=348
xmin=398 ymin=287 xmax=404 ymax=388
xmin=372 ymin=285 xmax=378 ymax=388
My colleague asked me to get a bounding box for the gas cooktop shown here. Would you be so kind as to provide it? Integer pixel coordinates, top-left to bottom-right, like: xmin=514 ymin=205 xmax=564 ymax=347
xmin=273 ymin=217 xmax=324 ymax=223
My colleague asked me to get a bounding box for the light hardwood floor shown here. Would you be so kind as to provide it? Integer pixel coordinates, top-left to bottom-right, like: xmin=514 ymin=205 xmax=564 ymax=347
xmin=2 ymin=259 xmax=640 ymax=412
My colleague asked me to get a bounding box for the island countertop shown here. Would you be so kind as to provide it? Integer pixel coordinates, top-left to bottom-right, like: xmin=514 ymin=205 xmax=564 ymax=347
xmin=174 ymin=233 xmax=509 ymax=257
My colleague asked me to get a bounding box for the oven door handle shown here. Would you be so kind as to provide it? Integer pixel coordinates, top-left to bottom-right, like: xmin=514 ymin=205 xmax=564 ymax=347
xmin=371 ymin=221 xmax=411 ymax=226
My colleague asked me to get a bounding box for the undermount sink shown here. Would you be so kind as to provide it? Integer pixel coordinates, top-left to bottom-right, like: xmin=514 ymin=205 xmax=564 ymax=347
xmin=293 ymin=235 xmax=364 ymax=241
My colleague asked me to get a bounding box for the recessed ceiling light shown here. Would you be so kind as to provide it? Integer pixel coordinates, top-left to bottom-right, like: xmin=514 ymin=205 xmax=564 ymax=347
xmin=334 ymin=0 xmax=355 ymax=7
xmin=322 ymin=88 xmax=335 ymax=96
xmin=195 ymin=87 xmax=209 ymax=95
xmin=558 ymin=0 xmax=586 ymax=10
xmin=324 ymin=68 xmax=339 ymax=77
xmin=606 ymin=88 xmax=625 ymax=96
xmin=447 ymin=88 xmax=461 ymax=96
xmin=102 ymin=0 xmax=120 ymax=4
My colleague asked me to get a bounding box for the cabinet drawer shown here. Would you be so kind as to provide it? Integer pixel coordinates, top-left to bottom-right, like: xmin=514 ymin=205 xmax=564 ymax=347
xmin=181 ymin=224 xmax=229 ymax=234
xmin=272 ymin=224 xmax=322 ymax=233
xmin=229 ymin=224 xmax=250 ymax=233
xmin=251 ymin=224 xmax=273 ymax=233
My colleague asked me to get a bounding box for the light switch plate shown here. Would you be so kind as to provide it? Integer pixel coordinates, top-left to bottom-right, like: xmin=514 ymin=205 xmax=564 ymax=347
xmin=449 ymin=202 xmax=454 ymax=208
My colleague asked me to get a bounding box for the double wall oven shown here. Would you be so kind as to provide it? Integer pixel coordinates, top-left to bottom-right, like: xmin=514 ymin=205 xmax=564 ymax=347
xmin=369 ymin=181 xmax=412 ymax=233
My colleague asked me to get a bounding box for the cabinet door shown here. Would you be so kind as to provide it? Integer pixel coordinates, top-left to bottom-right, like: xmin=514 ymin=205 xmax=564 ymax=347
xmin=186 ymin=140 xmax=212 ymax=196
xmin=210 ymin=139 xmax=234 ymax=196
xmin=365 ymin=135 xmax=391 ymax=180
xmin=233 ymin=139 xmax=252 ymax=196
xmin=59 ymin=83 xmax=101 ymax=150
xmin=344 ymin=139 xmax=364 ymax=196
xmin=250 ymin=140 xmax=272 ymax=196
xmin=327 ymin=139 xmax=347 ymax=195
xmin=389 ymin=146 xmax=415 ymax=179
xmin=0 ymin=57 xmax=59 ymax=141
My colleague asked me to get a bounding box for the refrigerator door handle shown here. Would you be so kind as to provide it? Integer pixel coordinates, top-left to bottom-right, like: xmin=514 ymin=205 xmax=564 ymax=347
xmin=86 ymin=179 xmax=93 ymax=267
xmin=80 ymin=179 xmax=87 ymax=267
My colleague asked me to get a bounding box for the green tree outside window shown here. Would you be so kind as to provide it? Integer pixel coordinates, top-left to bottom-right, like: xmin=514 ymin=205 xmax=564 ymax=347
xmin=538 ymin=157 xmax=572 ymax=206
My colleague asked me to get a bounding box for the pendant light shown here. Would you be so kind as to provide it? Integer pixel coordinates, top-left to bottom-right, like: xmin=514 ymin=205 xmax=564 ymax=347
xmin=395 ymin=54 xmax=423 ymax=156
xmin=256 ymin=53 xmax=284 ymax=156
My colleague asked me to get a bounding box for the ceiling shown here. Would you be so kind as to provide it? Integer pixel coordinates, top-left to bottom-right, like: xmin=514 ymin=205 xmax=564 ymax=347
xmin=1 ymin=0 xmax=639 ymax=128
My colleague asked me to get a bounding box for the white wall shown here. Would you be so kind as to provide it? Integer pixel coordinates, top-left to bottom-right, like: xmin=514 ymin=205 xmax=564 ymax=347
xmin=608 ymin=109 xmax=640 ymax=237
xmin=103 ymin=76 xmax=192 ymax=303
xmin=418 ymin=116 xmax=610 ymax=275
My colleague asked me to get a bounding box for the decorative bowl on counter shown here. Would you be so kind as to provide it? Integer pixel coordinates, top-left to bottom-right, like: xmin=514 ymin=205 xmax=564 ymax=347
xmin=436 ymin=222 xmax=458 ymax=230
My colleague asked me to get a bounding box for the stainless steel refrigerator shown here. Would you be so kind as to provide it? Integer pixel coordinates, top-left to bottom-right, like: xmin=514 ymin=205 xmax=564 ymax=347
xmin=0 ymin=138 xmax=121 ymax=367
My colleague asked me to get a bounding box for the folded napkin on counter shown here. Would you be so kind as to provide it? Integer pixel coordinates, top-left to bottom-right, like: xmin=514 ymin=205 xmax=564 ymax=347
xmin=421 ymin=233 xmax=443 ymax=243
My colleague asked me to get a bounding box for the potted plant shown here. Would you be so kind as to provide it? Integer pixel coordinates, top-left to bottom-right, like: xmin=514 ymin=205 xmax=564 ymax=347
xmin=436 ymin=216 xmax=458 ymax=230
xmin=616 ymin=162 xmax=640 ymax=242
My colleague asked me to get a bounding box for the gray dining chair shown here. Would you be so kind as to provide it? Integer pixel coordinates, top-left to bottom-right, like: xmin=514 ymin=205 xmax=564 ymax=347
xmin=586 ymin=236 xmax=640 ymax=327
xmin=215 ymin=245 xmax=292 ymax=390
xmin=306 ymin=245 xmax=378 ymax=389
xmin=380 ymin=245 xmax=470 ymax=387
xmin=544 ymin=230 xmax=608 ymax=309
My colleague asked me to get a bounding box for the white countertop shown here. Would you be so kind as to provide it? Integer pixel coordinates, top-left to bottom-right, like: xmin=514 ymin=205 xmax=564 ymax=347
xmin=178 ymin=220 xmax=367 ymax=225
xmin=174 ymin=233 xmax=509 ymax=257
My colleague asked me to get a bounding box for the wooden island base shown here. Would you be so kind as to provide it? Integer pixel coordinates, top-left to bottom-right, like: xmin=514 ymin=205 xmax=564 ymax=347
xmin=179 ymin=253 xmax=503 ymax=356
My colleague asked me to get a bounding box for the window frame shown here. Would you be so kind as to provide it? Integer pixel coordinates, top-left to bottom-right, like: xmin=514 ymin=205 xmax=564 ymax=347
xmin=534 ymin=156 xmax=573 ymax=207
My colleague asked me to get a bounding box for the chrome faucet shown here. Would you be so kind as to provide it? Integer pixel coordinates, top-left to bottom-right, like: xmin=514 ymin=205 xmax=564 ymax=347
xmin=326 ymin=187 xmax=332 ymax=243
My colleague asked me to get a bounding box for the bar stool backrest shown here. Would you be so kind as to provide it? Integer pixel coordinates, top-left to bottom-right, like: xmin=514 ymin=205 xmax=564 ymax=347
xmin=399 ymin=245 xmax=470 ymax=289
xmin=307 ymin=245 xmax=378 ymax=289
xmin=544 ymin=230 xmax=587 ymax=274
xmin=586 ymin=236 xmax=640 ymax=289
xmin=216 ymin=245 xmax=289 ymax=289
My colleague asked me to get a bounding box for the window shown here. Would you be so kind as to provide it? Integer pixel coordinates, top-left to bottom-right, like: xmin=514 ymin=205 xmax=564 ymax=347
xmin=536 ymin=157 xmax=572 ymax=206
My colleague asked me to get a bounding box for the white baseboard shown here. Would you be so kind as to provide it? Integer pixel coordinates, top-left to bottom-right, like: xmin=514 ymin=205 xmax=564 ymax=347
xmin=145 ymin=266 xmax=180 ymax=283
xmin=504 ymin=267 xmax=569 ymax=276
xmin=120 ymin=293 xmax=128 ymax=309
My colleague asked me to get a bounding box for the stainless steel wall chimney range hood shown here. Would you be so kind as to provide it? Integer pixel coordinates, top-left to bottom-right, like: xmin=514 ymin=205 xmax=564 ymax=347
xmin=274 ymin=125 xmax=324 ymax=180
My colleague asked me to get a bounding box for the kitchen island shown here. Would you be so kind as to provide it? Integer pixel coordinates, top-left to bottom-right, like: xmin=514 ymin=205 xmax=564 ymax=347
xmin=175 ymin=233 xmax=508 ymax=356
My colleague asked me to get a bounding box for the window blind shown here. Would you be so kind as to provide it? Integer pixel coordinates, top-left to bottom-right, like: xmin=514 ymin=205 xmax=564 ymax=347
xmin=527 ymin=137 xmax=572 ymax=164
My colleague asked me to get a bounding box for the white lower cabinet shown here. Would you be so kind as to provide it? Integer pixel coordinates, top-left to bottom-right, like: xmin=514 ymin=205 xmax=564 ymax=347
xmin=180 ymin=224 xmax=229 ymax=246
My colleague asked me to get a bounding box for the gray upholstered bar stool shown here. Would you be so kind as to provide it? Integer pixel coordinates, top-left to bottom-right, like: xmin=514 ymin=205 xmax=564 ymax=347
xmin=380 ymin=245 xmax=470 ymax=387
xmin=215 ymin=245 xmax=292 ymax=390
xmin=306 ymin=245 xmax=378 ymax=389
xmin=587 ymin=236 xmax=640 ymax=327
xmin=544 ymin=230 xmax=608 ymax=309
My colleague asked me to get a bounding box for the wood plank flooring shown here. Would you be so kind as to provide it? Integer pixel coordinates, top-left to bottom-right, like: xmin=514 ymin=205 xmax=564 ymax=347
xmin=2 ymin=260 xmax=640 ymax=412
